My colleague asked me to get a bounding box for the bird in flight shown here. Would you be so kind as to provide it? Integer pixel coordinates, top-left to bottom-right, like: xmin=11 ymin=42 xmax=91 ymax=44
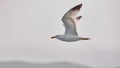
xmin=51 ymin=4 xmax=90 ymax=42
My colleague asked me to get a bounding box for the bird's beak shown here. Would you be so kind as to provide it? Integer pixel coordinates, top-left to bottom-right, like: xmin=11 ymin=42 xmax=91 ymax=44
xmin=51 ymin=36 xmax=56 ymax=39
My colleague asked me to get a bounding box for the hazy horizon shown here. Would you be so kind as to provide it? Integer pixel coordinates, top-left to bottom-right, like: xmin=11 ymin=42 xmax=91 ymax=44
xmin=0 ymin=0 xmax=120 ymax=67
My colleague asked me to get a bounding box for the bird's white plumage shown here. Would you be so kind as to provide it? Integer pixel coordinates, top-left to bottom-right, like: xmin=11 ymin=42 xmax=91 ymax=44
xmin=62 ymin=17 xmax=77 ymax=35
xmin=51 ymin=4 xmax=90 ymax=42
xmin=62 ymin=4 xmax=82 ymax=36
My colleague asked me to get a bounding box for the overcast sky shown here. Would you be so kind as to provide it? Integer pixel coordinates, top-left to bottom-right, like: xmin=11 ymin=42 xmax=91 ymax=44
xmin=0 ymin=0 xmax=120 ymax=67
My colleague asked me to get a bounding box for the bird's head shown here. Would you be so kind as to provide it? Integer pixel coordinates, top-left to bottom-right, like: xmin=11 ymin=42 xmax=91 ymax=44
xmin=51 ymin=35 xmax=59 ymax=39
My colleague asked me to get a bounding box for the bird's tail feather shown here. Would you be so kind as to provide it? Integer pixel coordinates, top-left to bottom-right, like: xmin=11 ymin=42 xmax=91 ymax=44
xmin=80 ymin=37 xmax=90 ymax=40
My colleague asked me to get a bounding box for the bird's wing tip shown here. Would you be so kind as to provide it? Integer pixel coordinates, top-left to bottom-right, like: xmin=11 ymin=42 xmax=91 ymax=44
xmin=62 ymin=3 xmax=83 ymax=21
xmin=71 ymin=3 xmax=82 ymax=11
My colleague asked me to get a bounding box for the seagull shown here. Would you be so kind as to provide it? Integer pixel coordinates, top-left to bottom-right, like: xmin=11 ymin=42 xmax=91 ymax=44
xmin=51 ymin=4 xmax=90 ymax=42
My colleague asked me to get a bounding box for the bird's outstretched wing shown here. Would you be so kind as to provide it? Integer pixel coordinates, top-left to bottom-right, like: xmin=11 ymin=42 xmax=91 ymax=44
xmin=62 ymin=4 xmax=82 ymax=36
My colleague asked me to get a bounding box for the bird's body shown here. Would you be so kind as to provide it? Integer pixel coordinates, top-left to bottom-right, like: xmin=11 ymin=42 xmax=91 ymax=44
xmin=55 ymin=35 xmax=80 ymax=42
xmin=51 ymin=4 xmax=90 ymax=42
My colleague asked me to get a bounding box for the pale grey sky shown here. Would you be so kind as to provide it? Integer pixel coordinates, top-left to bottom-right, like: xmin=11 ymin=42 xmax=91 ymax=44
xmin=0 ymin=0 xmax=120 ymax=67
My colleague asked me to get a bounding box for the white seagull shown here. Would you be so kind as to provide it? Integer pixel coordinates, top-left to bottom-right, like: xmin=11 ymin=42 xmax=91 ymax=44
xmin=51 ymin=4 xmax=90 ymax=42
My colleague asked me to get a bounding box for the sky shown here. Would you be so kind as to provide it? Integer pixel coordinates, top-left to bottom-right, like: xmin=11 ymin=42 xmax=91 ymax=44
xmin=0 ymin=0 xmax=120 ymax=67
